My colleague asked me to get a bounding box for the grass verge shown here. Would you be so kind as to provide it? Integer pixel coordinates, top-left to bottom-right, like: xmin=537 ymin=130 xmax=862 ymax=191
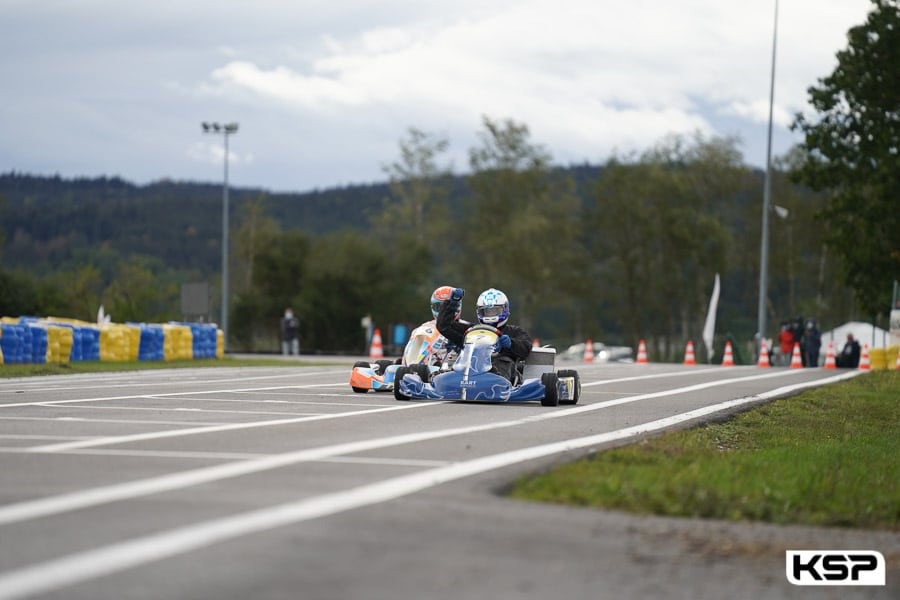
xmin=508 ymin=370 xmax=899 ymax=530
xmin=0 ymin=357 xmax=341 ymax=378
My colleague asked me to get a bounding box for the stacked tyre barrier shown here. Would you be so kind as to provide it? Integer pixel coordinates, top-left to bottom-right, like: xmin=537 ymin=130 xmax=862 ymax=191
xmin=0 ymin=316 xmax=223 ymax=365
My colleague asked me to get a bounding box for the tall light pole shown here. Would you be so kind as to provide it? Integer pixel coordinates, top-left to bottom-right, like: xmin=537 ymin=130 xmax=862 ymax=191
xmin=202 ymin=121 xmax=239 ymax=352
xmin=757 ymin=0 xmax=778 ymax=359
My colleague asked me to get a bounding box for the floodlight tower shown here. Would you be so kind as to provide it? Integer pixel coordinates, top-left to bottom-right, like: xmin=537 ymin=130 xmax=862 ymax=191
xmin=757 ymin=0 xmax=778 ymax=360
xmin=201 ymin=121 xmax=239 ymax=352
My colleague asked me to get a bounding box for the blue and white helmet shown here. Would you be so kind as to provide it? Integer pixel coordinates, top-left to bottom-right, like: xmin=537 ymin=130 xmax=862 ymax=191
xmin=476 ymin=288 xmax=510 ymax=328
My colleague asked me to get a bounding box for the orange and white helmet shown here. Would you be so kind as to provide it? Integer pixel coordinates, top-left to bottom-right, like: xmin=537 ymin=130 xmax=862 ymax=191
xmin=431 ymin=285 xmax=462 ymax=319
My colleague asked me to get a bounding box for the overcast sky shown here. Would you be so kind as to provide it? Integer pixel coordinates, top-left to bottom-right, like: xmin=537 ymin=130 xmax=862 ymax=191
xmin=0 ymin=0 xmax=873 ymax=193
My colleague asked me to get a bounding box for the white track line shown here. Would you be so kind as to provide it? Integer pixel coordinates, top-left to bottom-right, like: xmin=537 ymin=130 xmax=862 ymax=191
xmin=0 ymin=370 xmax=863 ymax=600
xmin=0 ymin=370 xmax=344 ymax=394
xmin=37 ymin=404 xmax=324 ymax=418
xmin=0 ymin=369 xmax=837 ymax=525
xmin=28 ymin=401 xmax=442 ymax=453
xmin=0 ymin=382 xmax=346 ymax=410
xmin=0 ymin=416 xmax=239 ymax=426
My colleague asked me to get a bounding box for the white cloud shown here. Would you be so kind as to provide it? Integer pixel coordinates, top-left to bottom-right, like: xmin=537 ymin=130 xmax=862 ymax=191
xmin=0 ymin=0 xmax=876 ymax=190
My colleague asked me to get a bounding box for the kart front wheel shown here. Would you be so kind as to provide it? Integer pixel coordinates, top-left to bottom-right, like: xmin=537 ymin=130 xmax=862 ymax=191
xmin=351 ymin=361 xmax=371 ymax=393
xmin=540 ymin=372 xmax=559 ymax=407
xmin=393 ymin=367 xmax=411 ymax=401
xmin=411 ymin=363 xmax=431 ymax=382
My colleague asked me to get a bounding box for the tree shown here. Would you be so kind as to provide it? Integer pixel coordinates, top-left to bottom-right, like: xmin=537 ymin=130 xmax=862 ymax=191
xmin=55 ymin=265 xmax=104 ymax=322
xmin=233 ymin=193 xmax=281 ymax=292
xmin=587 ymin=134 xmax=741 ymax=359
xmin=297 ymin=232 xmax=394 ymax=352
xmin=102 ymin=256 xmax=177 ymax=322
xmin=463 ymin=116 xmax=585 ymax=333
xmin=790 ymin=0 xmax=900 ymax=316
xmin=237 ymin=230 xmax=310 ymax=349
xmin=377 ymin=127 xmax=453 ymax=247
xmin=373 ymin=127 xmax=453 ymax=303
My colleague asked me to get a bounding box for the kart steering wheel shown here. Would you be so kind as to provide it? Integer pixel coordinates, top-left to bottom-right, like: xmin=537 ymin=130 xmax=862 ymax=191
xmin=464 ymin=324 xmax=502 ymax=335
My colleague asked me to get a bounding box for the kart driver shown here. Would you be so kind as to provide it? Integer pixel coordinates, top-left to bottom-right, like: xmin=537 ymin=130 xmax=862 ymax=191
xmin=422 ymin=285 xmax=468 ymax=365
xmin=436 ymin=287 xmax=532 ymax=382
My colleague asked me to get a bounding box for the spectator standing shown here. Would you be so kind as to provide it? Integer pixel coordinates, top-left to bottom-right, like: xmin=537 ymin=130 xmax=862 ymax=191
xmin=791 ymin=316 xmax=806 ymax=366
xmin=802 ymin=318 xmax=821 ymax=367
xmin=778 ymin=321 xmax=795 ymax=366
xmin=280 ymin=308 xmax=300 ymax=355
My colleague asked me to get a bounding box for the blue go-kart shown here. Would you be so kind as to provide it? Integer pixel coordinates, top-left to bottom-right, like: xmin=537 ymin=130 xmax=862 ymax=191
xmin=393 ymin=325 xmax=580 ymax=406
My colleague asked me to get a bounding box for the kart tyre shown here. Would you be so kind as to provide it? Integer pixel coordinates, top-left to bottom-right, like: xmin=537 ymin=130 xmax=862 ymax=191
xmin=351 ymin=361 xmax=371 ymax=393
xmin=540 ymin=372 xmax=559 ymax=407
xmin=375 ymin=359 xmax=394 ymax=375
xmin=557 ymin=369 xmax=581 ymax=405
xmin=393 ymin=367 xmax=411 ymax=401
xmin=411 ymin=363 xmax=431 ymax=383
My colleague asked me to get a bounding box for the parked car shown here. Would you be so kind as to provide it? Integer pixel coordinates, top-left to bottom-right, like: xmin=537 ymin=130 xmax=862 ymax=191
xmin=560 ymin=341 xmax=633 ymax=363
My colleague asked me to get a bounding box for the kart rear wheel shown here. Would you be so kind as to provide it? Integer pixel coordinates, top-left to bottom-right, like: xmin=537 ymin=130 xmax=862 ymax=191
xmin=351 ymin=361 xmax=371 ymax=393
xmin=393 ymin=367 xmax=411 ymax=401
xmin=557 ymin=369 xmax=581 ymax=405
xmin=540 ymin=372 xmax=559 ymax=407
xmin=375 ymin=359 xmax=394 ymax=375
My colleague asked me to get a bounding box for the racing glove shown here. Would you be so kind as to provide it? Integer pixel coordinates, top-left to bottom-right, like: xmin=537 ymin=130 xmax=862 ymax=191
xmin=450 ymin=288 xmax=464 ymax=302
xmin=494 ymin=334 xmax=511 ymax=352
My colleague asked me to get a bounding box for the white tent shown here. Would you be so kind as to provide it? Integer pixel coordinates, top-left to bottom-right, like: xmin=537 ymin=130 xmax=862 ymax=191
xmin=819 ymin=321 xmax=891 ymax=349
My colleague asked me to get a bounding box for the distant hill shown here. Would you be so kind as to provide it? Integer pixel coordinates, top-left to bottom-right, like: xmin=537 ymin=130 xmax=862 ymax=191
xmin=0 ymin=165 xmax=602 ymax=277
xmin=0 ymin=172 xmax=396 ymax=276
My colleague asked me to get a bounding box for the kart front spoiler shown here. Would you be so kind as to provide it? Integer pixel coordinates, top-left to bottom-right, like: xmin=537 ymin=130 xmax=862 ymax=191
xmin=399 ymin=370 xmax=547 ymax=402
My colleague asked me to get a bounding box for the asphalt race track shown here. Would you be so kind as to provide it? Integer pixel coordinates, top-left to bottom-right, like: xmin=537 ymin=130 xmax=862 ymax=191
xmin=0 ymin=361 xmax=895 ymax=599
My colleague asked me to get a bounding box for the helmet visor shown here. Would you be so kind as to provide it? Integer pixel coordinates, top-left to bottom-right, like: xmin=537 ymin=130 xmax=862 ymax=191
xmin=479 ymin=306 xmax=505 ymax=318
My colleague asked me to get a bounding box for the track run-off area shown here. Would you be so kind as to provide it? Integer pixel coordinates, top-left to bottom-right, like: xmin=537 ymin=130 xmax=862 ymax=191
xmin=0 ymin=361 xmax=893 ymax=600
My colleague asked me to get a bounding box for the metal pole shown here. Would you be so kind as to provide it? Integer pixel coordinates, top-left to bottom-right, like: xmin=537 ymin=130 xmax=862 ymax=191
xmin=757 ymin=0 xmax=778 ymax=358
xmin=222 ymin=130 xmax=230 ymax=353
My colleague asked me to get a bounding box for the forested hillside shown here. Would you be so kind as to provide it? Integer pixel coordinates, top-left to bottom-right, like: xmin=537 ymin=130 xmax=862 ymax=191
xmin=0 ymin=173 xmax=392 ymax=275
xmin=0 ymin=127 xmax=861 ymax=358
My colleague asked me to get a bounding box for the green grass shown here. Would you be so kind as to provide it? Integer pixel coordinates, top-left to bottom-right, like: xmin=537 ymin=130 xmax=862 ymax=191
xmin=0 ymin=357 xmax=343 ymax=377
xmin=509 ymin=370 xmax=900 ymax=530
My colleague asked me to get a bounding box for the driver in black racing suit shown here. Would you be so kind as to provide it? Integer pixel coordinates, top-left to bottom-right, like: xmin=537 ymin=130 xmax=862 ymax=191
xmin=435 ymin=287 xmax=531 ymax=383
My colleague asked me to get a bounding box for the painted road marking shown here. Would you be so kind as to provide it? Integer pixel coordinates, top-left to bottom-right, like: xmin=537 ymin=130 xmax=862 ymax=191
xmin=28 ymin=401 xmax=443 ymax=453
xmin=0 ymin=370 xmax=344 ymax=395
xmin=0 ymin=382 xmax=352 ymax=410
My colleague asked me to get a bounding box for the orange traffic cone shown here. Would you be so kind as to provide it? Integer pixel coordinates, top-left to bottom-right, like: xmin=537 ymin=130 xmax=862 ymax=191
xmin=823 ymin=341 xmax=836 ymax=369
xmin=532 ymin=338 xmax=540 ymax=347
xmin=636 ymin=340 xmax=649 ymax=364
xmin=369 ymin=328 xmax=384 ymax=359
xmin=757 ymin=340 xmax=770 ymax=368
xmin=583 ymin=339 xmax=594 ymax=363
xmin=683 ymin=340 xmax=696 ymax=365
xmin=895 ymin=347 xmax=900 ymax=370
xmin=789 ymin=342 xmax=803 ymax=368
xmin=721 ymin=341 xmax=735 ymax=366
xmin=858 ymin=344 xmax=870 ymax=370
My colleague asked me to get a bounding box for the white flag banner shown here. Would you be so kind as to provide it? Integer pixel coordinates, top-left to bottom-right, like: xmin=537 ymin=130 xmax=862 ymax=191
xmin=702 ymin=273 xmax=720 ymax=362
